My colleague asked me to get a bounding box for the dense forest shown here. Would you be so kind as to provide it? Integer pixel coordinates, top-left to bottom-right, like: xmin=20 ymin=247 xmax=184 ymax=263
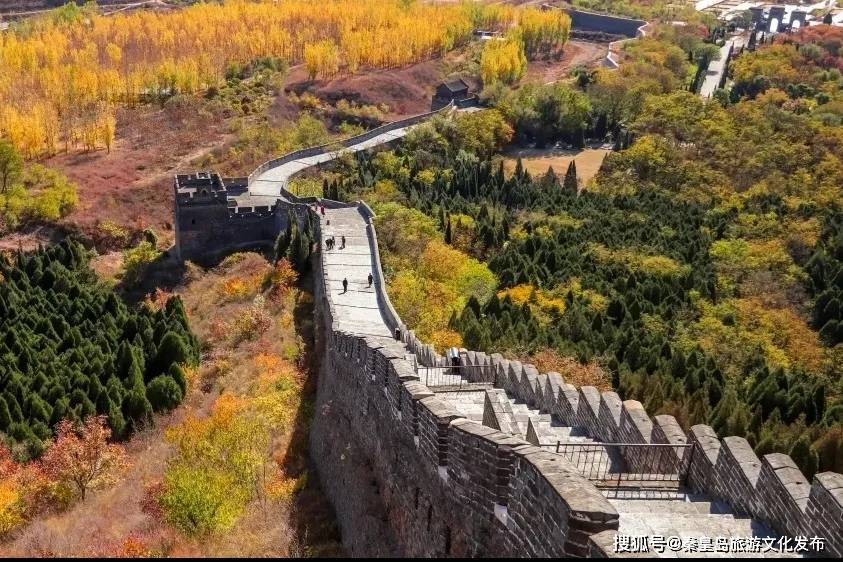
xmin=0 ymin=239 xmax=199 ymax=457
xmin=0 ymin=0 xmax=557 ymax=157
xmin=320 ymin=21 xmax=843 ymax=478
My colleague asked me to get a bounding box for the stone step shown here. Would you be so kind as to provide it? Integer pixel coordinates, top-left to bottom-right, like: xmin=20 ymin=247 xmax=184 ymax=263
xmin=532 ymin=418 xmax=594 ymax=446
xmin=616 ymin=509 xmax=772 ymax=539
xmin=435 ymin=390 xmax=486 ymax=423
xmin=611 ymin=498 xmax=734 ymax=517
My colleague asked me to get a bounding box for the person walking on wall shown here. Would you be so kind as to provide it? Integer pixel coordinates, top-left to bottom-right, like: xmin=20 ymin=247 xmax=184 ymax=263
xmin=367 ymin=272 xmax=373 ymax=288
xmin=341 ymin=235 xmax=346 ymax=249
xmin=342 ymin=277 xmax=348 ymax=294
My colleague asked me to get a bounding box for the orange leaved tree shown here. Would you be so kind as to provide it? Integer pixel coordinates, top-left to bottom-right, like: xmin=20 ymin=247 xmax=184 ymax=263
xmin=41 ymin=416 xmax=127 ymax=501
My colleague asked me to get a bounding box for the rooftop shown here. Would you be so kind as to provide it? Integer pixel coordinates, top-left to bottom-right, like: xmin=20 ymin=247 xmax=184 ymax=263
xmin=442 ymin=77 xmax=469 ymax=93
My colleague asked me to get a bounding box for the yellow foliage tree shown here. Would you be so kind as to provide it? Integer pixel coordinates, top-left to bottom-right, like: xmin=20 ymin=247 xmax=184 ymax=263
xmin=480 ymin=37 xmax=527 ymax=85
xmin=517 ymin=7 xmax=571 ymax=59
xmin=0 ymin=0 xmax=483 ymax=157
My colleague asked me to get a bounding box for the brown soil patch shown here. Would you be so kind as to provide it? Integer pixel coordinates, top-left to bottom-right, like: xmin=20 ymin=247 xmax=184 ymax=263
xmin=41 ymin=104 xmax=232 ymax=247
xmin=524 ymin=40 xmax=608 ymax=84
xmin=285 ymin=58 xmax=449 ymax=119
xmin=503 ymin=147 xmax=610 ymax=184
xmin=0 ymin=224 xmax=68 ymax=254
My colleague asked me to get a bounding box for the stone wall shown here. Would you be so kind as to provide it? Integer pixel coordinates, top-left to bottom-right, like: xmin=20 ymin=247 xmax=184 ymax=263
xmin=246 ymin=102 xmax=455 ymax=186
xmin=449 ymin=350 xmax=843 ymax=556
xmin=308 ymin=212 xmax=620 ymax=557
xmin=562 ymin=8 xmax=646 ymax=38
xmin=175 ymin=199 xmax=283 ymax=264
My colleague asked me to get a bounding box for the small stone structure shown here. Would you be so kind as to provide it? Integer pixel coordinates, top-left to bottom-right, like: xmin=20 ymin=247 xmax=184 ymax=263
xmin=749 ymin=5 xmax=809 ymax=33
xmin=173 ymin=172 xmax=298 ymax=263
xmin=432 ymin=78 xmax=475 ymax=110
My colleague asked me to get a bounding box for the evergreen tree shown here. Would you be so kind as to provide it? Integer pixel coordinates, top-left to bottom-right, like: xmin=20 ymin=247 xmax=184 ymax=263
xmin=146 ymin=375 xmax=183 ymax=411
xmin=0 ymin=239 xmax=199 ymax=454
xmin=789 ymin=436 xmax=819 ymax=479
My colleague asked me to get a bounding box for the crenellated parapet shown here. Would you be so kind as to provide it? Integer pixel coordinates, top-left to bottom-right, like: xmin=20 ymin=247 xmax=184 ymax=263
xmin=309 ymin=206 xmax=620 ymax=556
xmin=443 ymin=350 xmax=843 ymax=556
xmin=315 ymin=326 xmax=622 ymax=556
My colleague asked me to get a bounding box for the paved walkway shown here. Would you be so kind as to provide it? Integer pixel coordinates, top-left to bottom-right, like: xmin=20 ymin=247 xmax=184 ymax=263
xmin=249 ymin=128 xmax=411 ymax=196
xmin=320 ymin=207 xmax=392 ymax=339
xmin=699 ymin=37 xmax=744 ymax=99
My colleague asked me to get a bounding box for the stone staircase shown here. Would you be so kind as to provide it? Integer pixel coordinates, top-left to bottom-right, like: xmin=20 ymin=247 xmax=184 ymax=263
xmin=424 ymin=370 xmax=796 ymax=558
xmin=435 ymin=390 xmax=486 ymax=424
xmin=610 ymin=494 xmax=801 ymax=558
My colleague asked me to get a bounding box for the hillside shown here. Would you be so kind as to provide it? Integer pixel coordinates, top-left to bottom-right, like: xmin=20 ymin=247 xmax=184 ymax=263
xmin=9 ymin=0 xmax=839 ymax=556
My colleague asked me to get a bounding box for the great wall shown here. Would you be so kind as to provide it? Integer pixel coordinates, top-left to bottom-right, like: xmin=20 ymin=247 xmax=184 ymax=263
xmin=174 ymin=106 xmax=843 ymax=558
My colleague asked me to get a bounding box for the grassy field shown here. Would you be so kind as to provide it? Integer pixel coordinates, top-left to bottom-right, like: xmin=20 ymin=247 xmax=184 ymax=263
xmin=503 ymin=147 xmax=610 ymax=186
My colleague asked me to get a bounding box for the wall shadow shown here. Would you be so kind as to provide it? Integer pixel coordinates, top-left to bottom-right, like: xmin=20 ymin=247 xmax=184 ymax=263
xmin=278 ymin=263 xmax=345 ymax=557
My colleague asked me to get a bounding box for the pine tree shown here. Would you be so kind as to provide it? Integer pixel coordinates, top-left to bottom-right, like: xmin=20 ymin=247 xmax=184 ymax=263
xmin=274 ymin=229 xmax=290 ymax=263
xmin=562 ymin=160 xmax=579 ymax=194
xmin=0 ymin=396 xmax=11 ymax=431
xmin=147 ymin=332 xmax=190 ymax=381
xmin=789 ymin=436 xmax=819 ymax=479
xmin=146 ymin=375 xmax=183 ymax=411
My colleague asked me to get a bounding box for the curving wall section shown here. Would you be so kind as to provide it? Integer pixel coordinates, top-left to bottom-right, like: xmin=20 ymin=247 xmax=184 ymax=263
xmin=176 ymin=99 xmax=843 ymax=556
xmin=309 ymin=206 xmax=621 ymax=557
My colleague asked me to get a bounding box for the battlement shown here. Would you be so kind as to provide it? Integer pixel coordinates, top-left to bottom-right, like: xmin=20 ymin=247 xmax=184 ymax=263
xmin=310 ymin=223 xmax=620 ymax=556
xmin=174 ymin=171 xmax=228 ymax=203
xmin=390 ymin=337 xmax=843 ymax=557
xmin=174 ymin=172 xmax=252 ymax=205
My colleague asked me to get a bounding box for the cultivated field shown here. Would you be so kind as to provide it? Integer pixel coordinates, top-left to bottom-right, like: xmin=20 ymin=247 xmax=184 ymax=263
xmin=503 ymin=147 xmax=610 ymax=184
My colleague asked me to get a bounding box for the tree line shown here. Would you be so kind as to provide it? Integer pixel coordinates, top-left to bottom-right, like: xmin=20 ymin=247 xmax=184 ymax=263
xmin=0 ymin=0 xmax=520 ymax=157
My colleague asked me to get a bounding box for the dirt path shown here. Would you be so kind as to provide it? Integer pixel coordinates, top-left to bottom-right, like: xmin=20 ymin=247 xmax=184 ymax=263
xmin=524 ymin=40 xmax=608 ymax=84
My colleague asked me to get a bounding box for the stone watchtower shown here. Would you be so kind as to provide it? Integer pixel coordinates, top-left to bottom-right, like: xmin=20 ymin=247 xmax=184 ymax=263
xmin=173 ymin=172 xmax=283 ymax=263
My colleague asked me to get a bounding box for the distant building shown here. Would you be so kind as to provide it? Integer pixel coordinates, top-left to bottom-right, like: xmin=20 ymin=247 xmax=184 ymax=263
xmin=699 ymin=1 xmax=826 ymax=32
xmin=432 ymin=78 xmax=474 ymax=110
